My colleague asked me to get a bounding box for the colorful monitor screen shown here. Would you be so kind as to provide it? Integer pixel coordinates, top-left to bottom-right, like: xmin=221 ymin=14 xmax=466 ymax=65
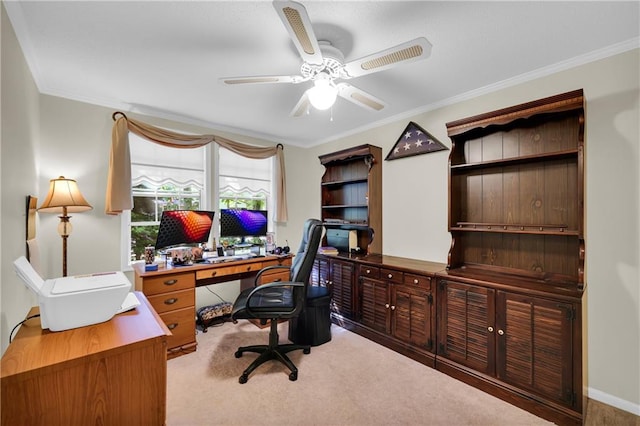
xmin=154 ymin=210 xmax=215 ymax=250
xmin=220 ymin=209 xmax=268 ymax=238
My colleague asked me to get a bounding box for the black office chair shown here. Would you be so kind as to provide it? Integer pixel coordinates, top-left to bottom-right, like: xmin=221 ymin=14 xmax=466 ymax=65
xmin=231 ymin=218 xmax=323 ymax=383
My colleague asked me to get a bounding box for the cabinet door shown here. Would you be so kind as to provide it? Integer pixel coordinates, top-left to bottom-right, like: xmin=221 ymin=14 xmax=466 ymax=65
xmin=496 ymin=291 xmax=575 ymax=407
xmin=359 ymin=276 xmax=389 ymax=333
xmin=392 ymin=285 xmax=433 ymax=350
xmin=330 ymin=259 xmax=355 ymax=318
xmin=311 ymin=257 xmax=330 ymax=287
xmin=438 ymin=280 xmax=495 ymax=375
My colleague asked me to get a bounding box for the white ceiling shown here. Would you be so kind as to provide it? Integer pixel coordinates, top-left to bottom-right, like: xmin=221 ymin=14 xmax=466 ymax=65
xmin=6 ymin=1 xmax=639 ymax=147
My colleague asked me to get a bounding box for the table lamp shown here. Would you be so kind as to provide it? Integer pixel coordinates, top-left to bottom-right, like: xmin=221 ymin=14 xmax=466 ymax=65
xmin=38 ymin=176 xmax=93 ymax=276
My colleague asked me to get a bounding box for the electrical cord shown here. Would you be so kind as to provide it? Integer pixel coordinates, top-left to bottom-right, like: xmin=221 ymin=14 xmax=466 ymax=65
xmin=9 ymin=314 xmax=40 ymax=344
xmin=204 ymin=286 xmax=229 ymax=304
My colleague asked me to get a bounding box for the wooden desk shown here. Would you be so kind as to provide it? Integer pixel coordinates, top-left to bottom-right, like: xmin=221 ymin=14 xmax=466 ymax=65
xmin=133 ymin=255 xmax=292 ymax=358
xmin=1 ymin=292 xmax=170 ymax=426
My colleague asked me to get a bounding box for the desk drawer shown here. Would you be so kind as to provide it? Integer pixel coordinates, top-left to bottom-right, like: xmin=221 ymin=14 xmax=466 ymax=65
xmin=160 ymin=307 xmax=195 ymax=349
xmin=258 ymin=269 xmax=290 ymax=285
xmin=195 ymin=262 xmax=262 ymax=280
xmin=143 ymin=272 xmax=195 ymax=296
xmin=148 ymin=288 xmax=195 ymax=314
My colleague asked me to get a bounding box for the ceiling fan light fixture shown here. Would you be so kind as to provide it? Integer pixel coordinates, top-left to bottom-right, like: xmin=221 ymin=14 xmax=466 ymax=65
xmin=308 ymin=78 xmax=338 ymax=110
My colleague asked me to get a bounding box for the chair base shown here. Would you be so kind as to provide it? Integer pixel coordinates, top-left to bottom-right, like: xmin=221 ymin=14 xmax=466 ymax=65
xmin=235 ymin=319 xmax=311 ymax=383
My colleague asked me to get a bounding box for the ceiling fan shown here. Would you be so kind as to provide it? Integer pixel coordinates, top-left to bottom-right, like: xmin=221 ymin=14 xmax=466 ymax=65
xmin=220 ymin=0 xmax=432 ymax=116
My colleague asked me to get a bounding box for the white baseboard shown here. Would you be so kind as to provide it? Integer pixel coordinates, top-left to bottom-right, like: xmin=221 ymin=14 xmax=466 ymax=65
xmin=588 ymin=387 xmax=640 ymax=416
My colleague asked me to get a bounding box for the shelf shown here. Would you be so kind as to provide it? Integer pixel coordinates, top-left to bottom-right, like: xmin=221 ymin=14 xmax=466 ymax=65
xmin=322 ymin=178 xmax=368 ymax=186
xmin=322 ymin=204 xmax=368 ymax=209
xmin=451 ymin=222 xmax=579 ymax=236
xmin=323 ymin=221 xmax=369 ymax=228
xmin=450 ymin=149 xmax=578 ymax=172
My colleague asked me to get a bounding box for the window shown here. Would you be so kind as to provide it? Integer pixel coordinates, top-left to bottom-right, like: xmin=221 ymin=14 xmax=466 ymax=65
xmin=218 ymin=147 xmax=273 ymax=246
xmin=121 ymin=134 xmax=274 ymax=268
xmin=123 ymin=133 xmax=207 ymax=265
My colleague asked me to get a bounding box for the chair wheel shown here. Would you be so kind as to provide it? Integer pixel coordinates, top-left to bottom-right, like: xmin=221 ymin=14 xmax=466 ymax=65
xmin=303 ymin=347 xmax=311 ymax=354
xmin=289 ymin=371 xmax=297 ymax=381
xmin=235 ymin=351 xmax=242 ymax=358
xmin=239 ymin=374 xmax=248 ymax=384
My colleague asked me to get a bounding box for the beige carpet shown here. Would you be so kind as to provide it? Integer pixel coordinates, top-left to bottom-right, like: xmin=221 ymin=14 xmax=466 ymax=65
xmin=166 ymin=321 xmax=553 ymax=425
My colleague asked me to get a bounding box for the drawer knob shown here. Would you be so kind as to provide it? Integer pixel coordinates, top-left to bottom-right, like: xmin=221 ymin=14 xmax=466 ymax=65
xmin=167 ymin=323 xmax=178 ymax=330
xmin=210 ymin=271 xmax=217 ymax=277
xmin=391 ymin=305 xmax=396 ymax=310
xmin=366 ymin=269 xmax=371 ymax=274
xmin=246 ymin=266 xmax=252 ymax=271
xmin=164 ymin=279 xmax=177 ymax=286
xmin=388 ymin=274 xmax=393 ymax=279
xmin=164 ymin=298 xmax=178 ymax=305
xmin=487 ymin=326 xmax=494 ymax=332
xmin=385 ymin=303 xmax=390 ymax=309
xmin=498 ymin=329 xmax=505 ymax=336
xmin=273 ymin=278 xmax=282 ymax=282
xmin=413 ymin=279 xmax=419 ymax=284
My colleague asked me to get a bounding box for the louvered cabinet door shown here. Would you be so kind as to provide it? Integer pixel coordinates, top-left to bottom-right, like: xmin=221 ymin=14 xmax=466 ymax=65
xmin=311 ymin=257 xmax=330 ymax=287
xmin=330 ymin=259 xmax=355 ymax=319
xmin=359 ymin=276 xmax=390 ymax=333
xmin=496 ymin=291 xmax=576 ymax=408
xmin=438 ymin=280 xmax=496 ymax=375
xmin=392 ymin=285 xmax=433 ymax=350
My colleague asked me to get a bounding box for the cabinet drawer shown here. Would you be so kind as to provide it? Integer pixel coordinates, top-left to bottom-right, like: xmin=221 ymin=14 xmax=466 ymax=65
xmin=195 ymin=262 xmax=262 ymax=280
xmin=147 ymin=288 xmax=195 ymax=314
xmin=142 ymin=272 xmax=194 ymax=296
xmin=359 ymin=265 xmax=380 ymax=279
xmin=381 ymin=268 xmax=403 ymax=284
xmin=160 ymin=307 xmax=195 ymax=349
xmin=404 ymin=273 xmax=432 ymax=289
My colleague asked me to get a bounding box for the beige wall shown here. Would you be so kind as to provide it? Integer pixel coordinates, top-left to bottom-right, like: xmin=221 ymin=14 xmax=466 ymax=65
xmin=2 ymin=3 xmax=638 ymax=414
xmin=1 ymin=3 xmax=40 ymax=352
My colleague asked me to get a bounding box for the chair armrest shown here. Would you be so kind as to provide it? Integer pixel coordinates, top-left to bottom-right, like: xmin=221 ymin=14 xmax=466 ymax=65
xmin=253 ymin=264 xmax=291 ymax=287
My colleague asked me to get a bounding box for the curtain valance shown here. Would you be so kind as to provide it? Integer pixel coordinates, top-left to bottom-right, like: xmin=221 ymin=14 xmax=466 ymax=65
xmin=106 ymin=112 xmax=287 ymax=222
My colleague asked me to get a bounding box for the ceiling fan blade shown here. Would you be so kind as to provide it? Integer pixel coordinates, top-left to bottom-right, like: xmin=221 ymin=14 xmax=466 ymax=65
xmin=290 ymin=91 xmax=311 ymax=117
xmin=342 ymin=37 xmax=432 ymax=78
xmin=273 ymin=1 xmax=323 ymax=65
xmin=220 ymin=75 xmax=304 ymax=85
xmin=337 ymin=83 xmax=387 ymax=112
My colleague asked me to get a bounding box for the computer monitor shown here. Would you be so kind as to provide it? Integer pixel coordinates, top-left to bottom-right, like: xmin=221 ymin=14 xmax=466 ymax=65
xmin=219 ymin=209 xmax=268 ymax=241
xmin=154 ymin=210 xmax=215 ymax=250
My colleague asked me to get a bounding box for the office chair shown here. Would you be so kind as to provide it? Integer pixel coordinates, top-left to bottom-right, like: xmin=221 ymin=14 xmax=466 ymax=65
xmin=231 ymin=218 xmax=323 ymax=383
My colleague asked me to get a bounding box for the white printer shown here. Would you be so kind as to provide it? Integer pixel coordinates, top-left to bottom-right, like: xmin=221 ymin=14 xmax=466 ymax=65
xmin=13 ymin=256 xmax=132 ymax=331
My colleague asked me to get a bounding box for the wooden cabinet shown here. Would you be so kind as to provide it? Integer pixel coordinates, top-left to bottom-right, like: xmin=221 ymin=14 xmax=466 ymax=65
xmin=319 ymin=144 xmax=382 ymax=255
xmin=360 ymin=265 xmax=434 ymax=352
xmin=312 ymin=255 xmax=356 ymax=319
xmin=438 ymin=278 xmax=578 ymax=413
xmin=136 ymin=270 xmax=197 ymax=358
xmin=1 ymin=293 xmax=169 ymax=425
xmin=441 ymin=90 xmax=585 ymax=425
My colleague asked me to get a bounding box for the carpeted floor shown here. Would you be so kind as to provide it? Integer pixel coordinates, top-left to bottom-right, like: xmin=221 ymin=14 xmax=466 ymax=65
xmin=166 ymin=320 xmax=553 ymax=425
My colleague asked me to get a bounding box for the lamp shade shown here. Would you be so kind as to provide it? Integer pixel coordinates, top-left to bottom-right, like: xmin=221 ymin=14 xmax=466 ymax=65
xmin=38 ymin=176 xmax=93 ymax=213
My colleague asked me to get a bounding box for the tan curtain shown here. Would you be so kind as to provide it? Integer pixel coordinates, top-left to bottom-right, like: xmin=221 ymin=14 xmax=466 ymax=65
xmin=106 ymin=112 xmax=288 ymax=222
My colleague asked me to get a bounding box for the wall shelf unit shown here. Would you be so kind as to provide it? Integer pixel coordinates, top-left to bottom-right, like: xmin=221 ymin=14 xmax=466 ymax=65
xmin=440 ymin=89 xmax=586 ymax=425
xmin=319 ymin=144 xmax=382 ymax=255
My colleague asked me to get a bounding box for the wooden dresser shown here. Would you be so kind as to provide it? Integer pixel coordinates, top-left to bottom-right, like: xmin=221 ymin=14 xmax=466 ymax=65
xmin=1 ymin=292 xmax=170 ymax=425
